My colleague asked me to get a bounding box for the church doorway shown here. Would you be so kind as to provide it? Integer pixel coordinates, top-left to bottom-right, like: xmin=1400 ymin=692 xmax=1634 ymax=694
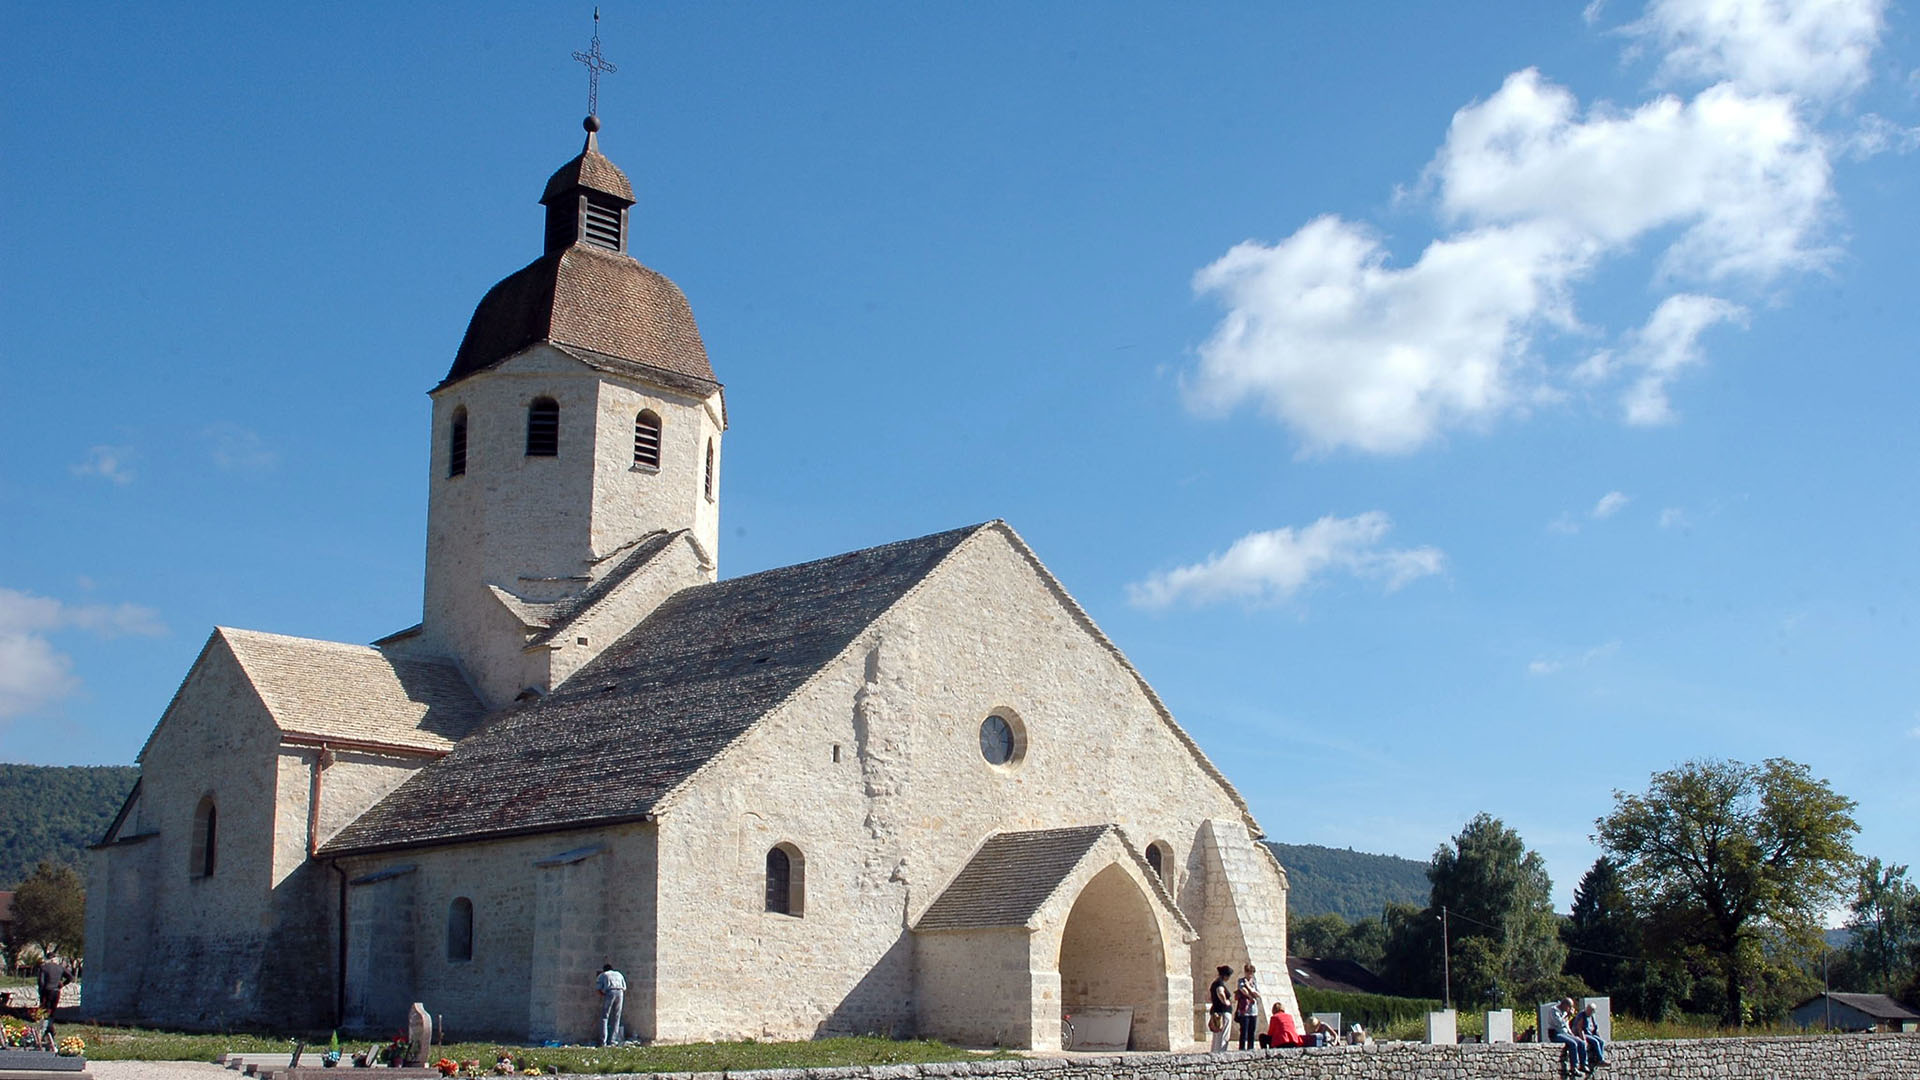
xmin=1055 ymin=863 xmax=1171 ymax=1050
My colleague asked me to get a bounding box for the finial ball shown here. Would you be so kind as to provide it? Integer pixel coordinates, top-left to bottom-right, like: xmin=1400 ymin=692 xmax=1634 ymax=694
xmin=584 ymin=115 xmax=602 ymax=133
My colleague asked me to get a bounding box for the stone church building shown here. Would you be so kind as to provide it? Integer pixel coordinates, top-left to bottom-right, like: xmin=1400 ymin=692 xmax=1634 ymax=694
xmin=85 ymin=120 xmax=1298 ymax=1050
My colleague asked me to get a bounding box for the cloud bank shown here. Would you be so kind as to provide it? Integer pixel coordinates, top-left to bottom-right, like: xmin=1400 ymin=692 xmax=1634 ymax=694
xmin=1185 ymin=0 xmax=1888 ymax=455
xmin=0 ymin=588 xmax=165 ymax=719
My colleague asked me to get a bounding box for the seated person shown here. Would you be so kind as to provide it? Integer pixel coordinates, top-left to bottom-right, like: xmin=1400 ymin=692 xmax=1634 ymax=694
xmin=1308 ymin=1017 xmax=1339 ymax=1046
xmin=1266 ymin=1004 xmax=1303 ymax=1048
xmin=1547 ymin=998 xmax=1588 ymax=1072
xmin=1574 ymin=1003 xmax=1607 ymax=1070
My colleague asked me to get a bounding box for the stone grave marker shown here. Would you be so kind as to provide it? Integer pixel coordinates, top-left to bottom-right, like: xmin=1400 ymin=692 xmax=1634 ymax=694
xmin=407 ymin=1003 xmax=432 ymax=1066
xmin=1485 ymin=1007 xmax=1514 ymax=1044
xmin=1424 ymin=1009 xmax=1456 ymax=1045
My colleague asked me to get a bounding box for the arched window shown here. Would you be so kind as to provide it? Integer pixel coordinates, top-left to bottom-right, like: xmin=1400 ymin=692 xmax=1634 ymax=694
xmin=704 ymin=438 xmax=716 ymax=501
xmin=447 ymin=897 xmax=474 ymax=961
xmin=449 ymin=408 xmax=468 ymax=477
xmin=526 ymin=397 xmax=559 ymax=457
xmin=633 ymin=410 xmax=661 ymax=469
xmin=765 ymin=843 xmax=805 ymax=916
xmin=189 ymin=796 xmax=217 ymax=878
xmin=1146 ymin=841 xmax=1172 ymax=883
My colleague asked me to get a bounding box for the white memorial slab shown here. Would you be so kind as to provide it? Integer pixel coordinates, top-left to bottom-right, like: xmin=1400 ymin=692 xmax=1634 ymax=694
xmin=1485 ymin=1008 xmax=1513 ymax=1044
xmin=1425 ymin=1009 xmax=1457 ymax=1045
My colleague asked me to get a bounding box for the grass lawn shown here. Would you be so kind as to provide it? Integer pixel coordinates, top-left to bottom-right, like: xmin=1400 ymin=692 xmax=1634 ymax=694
xmin=0 ymin=976 xmax=33 ymax=990
xmin=59 ymin=1026 xmax=1015 ymax=1072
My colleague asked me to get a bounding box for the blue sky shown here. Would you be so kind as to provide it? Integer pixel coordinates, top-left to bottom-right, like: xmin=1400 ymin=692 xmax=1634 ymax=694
xmin=4 ymin=2 xmax=1916 ymax=911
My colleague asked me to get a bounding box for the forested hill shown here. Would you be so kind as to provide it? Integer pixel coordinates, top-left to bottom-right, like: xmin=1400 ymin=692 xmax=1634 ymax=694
xmin=0 ymin=764 xmax=139 ymax=888
xmin=1264 ymin=841 xmax=1429 ymax=922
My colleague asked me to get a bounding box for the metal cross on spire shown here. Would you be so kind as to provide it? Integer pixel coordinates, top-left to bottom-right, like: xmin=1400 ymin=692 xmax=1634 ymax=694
xmin=572 ymin=7 xmax=618 ymax=119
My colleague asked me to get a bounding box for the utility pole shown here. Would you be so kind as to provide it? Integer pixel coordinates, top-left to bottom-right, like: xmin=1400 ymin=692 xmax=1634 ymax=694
xmin=1440 ymin=905 xmax=1453 ymax=1011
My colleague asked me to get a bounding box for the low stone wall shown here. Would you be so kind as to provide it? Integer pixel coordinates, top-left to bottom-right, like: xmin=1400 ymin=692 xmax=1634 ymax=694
xmin=581 ymin=1034 xmax=1920 ymax=1080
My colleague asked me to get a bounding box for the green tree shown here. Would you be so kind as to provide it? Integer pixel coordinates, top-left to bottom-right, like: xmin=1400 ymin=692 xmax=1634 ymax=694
xmin=1380 ymin=814 xmax=1565 ymax=1007
xmin=1563 ymin=857 xmax=1638 ymax=994
xmin=1843 ymin=858 xmax=1920 ymax=993
xmin=11 ymin=861 xmax=86 ymax=959
xmin=1290 ymin=913 xmax=1351 ymax=958
xmin=1596 ymin=758 xmax=1858 ymax=1026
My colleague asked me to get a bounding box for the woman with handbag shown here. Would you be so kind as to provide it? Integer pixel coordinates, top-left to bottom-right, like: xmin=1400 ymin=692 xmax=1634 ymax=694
xmin=1208 ymin=965 xmax=1234 ymax=1052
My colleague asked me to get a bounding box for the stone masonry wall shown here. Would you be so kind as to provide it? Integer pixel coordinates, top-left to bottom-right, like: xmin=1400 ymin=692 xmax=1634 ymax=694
xmin=576 ymin=1036 xmax=1919 ymax=1080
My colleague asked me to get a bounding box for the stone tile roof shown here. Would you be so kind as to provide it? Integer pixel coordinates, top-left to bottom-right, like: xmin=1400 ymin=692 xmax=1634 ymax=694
xmin=1806 ymin=993 xmax=1920 ymax=1020
xmin=441 ymin=245 xmax=717 ymax=391
xmin=524 ymin=529 xmax=689 ymax=647
xmin=220 ymin=628 xmax=487 ymax=752
xmin=321 ymin=523 xmax=988 ymax=856
xmin=915 ymin=826 xmax=1112 ymax=931
xmin=1284 ymin=956 xmax=1396 ymax=997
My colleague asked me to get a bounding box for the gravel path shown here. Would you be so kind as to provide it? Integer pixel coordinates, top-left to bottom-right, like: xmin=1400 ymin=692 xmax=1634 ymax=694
xmin=90 ymin=1061 xmax=234 ymax=1080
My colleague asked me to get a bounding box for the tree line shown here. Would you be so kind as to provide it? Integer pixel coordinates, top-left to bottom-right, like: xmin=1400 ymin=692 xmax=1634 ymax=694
xmin=1287 ymin=757 xmax=1917 ymax=1026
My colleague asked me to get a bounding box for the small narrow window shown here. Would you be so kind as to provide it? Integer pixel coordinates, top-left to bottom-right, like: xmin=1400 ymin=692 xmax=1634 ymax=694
xmin=634 ymin=410 xmax=661 ymax=469
xmin=449 ymin=408 xmax=468 ymax=477
xmin=447 ymin=897 xmax=474 ymax=961
xmin=704 ymin=438 xmax=716 ymax=501
xmin=190 ymin=796 xmax=217 ymax=878
xmin=527 ymin=397 xmax=559 ymax=457
xmin=765 ymin=844 xmax=805 ymax=916
xmin=1147 ymin=841 xmax=1172 ymax=882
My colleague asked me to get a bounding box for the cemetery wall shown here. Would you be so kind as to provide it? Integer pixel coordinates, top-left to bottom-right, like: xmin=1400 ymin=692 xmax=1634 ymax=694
xmin=602 ymin=1035 xmax=1920 ymax=1080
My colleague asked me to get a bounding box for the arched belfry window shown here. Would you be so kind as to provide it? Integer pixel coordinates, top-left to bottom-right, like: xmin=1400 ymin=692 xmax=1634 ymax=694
xmin=634 ymin=410 xmax=661 ymax=469
xmin=526 ymin=397 xmax=559 ymax=457
xmin=449 ymin=408 xmax=468 ymax=477
xmin=704 ymin=438 xmax=716 ymax=502
xmin=1146 ymin=841 xmax=1173 ymax=883
xmin=447 ymin=897 xmax=474 ymax=962
xmin=189 ymin=796 xmax=217 ymax=878
xmin=765 ymin=843 xmax=805 ymax=917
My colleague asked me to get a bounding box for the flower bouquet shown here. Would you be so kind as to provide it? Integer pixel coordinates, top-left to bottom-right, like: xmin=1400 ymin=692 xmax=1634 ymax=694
xmin=58 ymin=1036 xmax=86 ymax=1057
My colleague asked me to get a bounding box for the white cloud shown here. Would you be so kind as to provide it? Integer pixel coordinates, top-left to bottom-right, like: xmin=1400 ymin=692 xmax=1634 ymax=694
xmin=1528 ymin=640 xmax=1621 ymax=676
xmin=0 ymin=588 xmax=165 ymax=719
xmin=1659 ymin=506 xmax=1690 ymax=529
xmin=1188 ymin=216 xmax=1587 ymax=455
xmin=205 ymin=423 xmax=279 ymax=472
xmin=1626 ymin=0 xmax=1886 ymax=101
xmin=1548 ymin=513 xmax=1582 ymax=535
xmin=1185 ymin=1 xmax=1879 ymax=454
xmin=1619 ymin=294 xmax=1749 ymax=424
xmin=1593 ymin=491 xmax=1631 ymax=518
xmin=70 ymin=445 xmax=135 ymax=485
xmin=1128 ymin=512 xmax=1444 ymax=608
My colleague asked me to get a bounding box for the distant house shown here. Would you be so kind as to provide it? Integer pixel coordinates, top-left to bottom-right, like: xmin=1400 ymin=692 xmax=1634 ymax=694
xmin=1286 ymin=956 xmax=1398 ymax=997
xmin=1791 ymin=992 xmax=1920 ymax=1032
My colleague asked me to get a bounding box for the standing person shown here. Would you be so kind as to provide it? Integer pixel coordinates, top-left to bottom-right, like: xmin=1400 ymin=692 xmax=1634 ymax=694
xmin=1546 ymin=998 xmax=1587 ymax=1073
xmin=1207 ymin=965 xmax=1233 ymax=1052
xmin=596 ymin=964 xmax=627 ymax=1047
xmin=36 ymin=953 xmax=70 ymax=1014
xmin=1233 ymin=964 xmax=1262 ymax=1050
xmin=1574 ymin=1003 xmax=1607 ymax=1071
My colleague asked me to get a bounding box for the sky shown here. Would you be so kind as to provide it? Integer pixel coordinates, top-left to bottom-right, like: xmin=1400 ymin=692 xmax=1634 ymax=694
xmin=3 ymin=1 xmax=1917 ymax=913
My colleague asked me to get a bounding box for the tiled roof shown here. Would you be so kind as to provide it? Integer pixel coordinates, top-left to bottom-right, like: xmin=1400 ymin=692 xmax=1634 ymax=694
xmin=220 ymin=628 xmax=487 ymax=752
xmin=441 ymin=245 xmax=717 ymax=391
xmin=916 ymin=826 xmax=1112 ymax=931
xmin=1809 ymin=993 xmax=1920 ymax=1020
xmin=322 ymin=523 xmax=988 ymax=856
xmin=524 ymin=529 xmax=689 ymax=647
xmin=541 ymin=143 xmax=635 ymax=205
xmin=1285 ymin=956 xmax=1396 ymax=996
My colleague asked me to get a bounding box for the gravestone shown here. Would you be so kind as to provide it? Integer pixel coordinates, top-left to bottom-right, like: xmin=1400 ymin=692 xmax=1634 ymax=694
xmin=1537 ymin=1002 xmax=1557 ymax=1042
xmin=1065 ymin=1006 xmax=1133 ymax=1051
xmin=1485 ymin=1008 xmax=1514 ymax=1044
xmin=1424 ymin=1009 xmax=1456 ymax=1045
xmin=406 ymin=1003 xmax=432 ymax=1066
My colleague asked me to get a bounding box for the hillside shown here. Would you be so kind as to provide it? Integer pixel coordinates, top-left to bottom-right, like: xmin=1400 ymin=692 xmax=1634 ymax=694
xmin=0 ymin=763 xmax=139 ymax=888
xmin=1264 ymin=841 xmax=1429 ymax=922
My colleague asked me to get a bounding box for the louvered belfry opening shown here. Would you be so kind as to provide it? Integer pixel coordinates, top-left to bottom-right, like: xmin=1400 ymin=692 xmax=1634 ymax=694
xmin=582 ymin=194 xmax=624 ymax=251
xmin=634 ymin=410 xmax=661 ymax=468
xmin=449 ymin=409 xmax=468 ymax=477
xmin=527 ymin=397 xmax=559 ymax=457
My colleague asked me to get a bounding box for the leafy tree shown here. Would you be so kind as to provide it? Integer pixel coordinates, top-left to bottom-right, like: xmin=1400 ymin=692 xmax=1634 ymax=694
xmin=11 ymin=861 xmax=86 ymax=959
xmin=1563 ymin=858 xmax=1637 ymax=990
xmin=1843 ymin=858 xmax=1920 ymax=993
xmin=1596 ymin=758 xmax=1858 ymax=1026
xmin=1287 ymin=911 xmax=1390 ymax=970
xmin=1380 ymin=814 xmax=1564 ymax=1007
xmin=0 ymin=764 xmax=138 ymax=889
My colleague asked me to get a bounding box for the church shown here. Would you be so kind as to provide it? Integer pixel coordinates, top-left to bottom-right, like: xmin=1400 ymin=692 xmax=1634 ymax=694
xmin=84 ymin=115 xmax=1299 ymax=1051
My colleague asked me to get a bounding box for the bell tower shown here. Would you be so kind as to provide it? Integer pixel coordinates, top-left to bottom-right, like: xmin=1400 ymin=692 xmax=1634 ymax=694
xmin=415 ymin=118 xmax=725 ymax=706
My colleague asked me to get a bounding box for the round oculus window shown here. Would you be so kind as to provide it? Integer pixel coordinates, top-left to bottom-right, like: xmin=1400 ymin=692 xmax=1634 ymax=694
xmin=979 ymin=714 xmax=1016 ymax=765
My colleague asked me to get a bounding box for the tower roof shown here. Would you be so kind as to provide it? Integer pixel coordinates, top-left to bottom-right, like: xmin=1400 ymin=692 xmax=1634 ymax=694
xmin=540 ymin=126 xmax=635 ymax=206
xmin=441 ymin=123 xmax=714 ymax=391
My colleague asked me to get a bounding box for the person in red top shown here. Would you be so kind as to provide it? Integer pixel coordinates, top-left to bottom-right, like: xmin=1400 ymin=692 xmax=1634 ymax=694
xmin=1266 ymin=1004 xmax=1303 ymax=1048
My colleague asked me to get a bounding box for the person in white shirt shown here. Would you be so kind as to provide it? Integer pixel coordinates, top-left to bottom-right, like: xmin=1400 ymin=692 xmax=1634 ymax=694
xmin=596 ymin=964 xmax=628 ymax=1046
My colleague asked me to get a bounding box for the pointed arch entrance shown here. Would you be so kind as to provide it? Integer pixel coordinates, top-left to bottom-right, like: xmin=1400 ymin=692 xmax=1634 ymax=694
xmin=1057 ymin=863 xmax=1172 ymax=1050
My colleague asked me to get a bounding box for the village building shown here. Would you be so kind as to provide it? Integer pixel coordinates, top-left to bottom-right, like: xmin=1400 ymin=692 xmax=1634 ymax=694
xmin=84 ymin=117 xmax=1298 ymax=1050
